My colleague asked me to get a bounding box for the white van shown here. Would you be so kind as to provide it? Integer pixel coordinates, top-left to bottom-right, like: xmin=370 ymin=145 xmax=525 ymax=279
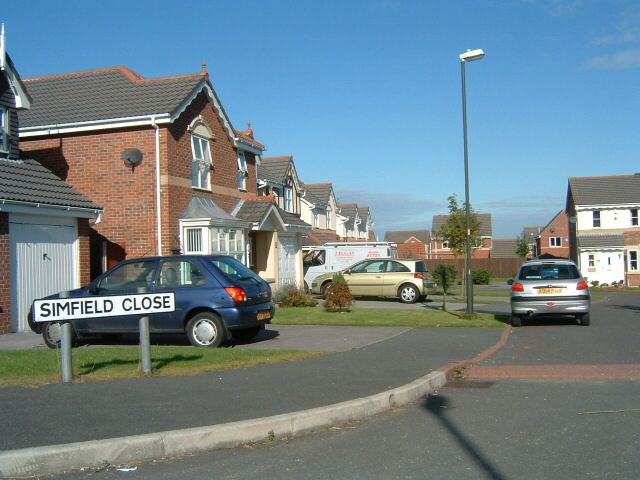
xmin=303 ymin=242 xmax=398 ymax=289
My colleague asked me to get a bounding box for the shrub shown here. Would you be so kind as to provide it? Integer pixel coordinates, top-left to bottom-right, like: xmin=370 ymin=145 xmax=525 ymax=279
xmin=274 ymin=284 xmax=318 ymax=307
xmin=323 ymin=273 xmax=354 ymax=312
xmin=472 ymin=269 xmax=491 ymax=285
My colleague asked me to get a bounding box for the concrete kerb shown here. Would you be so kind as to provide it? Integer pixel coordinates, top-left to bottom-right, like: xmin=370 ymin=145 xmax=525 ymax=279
xmin=0 ymin=370 xmax=447 ymax=478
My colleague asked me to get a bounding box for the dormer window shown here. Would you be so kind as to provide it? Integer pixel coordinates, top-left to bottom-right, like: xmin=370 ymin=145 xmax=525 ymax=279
xmin=237 ymin=151 xmax=248 ymax=191
xmin=326 ymin=206 xmax=332 ymax=229
xmin=284 ymin=186 xmax=293 ymax=212
xmin=0 ymin=106 xmax=8 ymax=153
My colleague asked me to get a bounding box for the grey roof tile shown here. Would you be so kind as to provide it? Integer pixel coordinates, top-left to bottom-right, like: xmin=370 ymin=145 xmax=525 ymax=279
xmin=384 ymin=230 xmax=430 ymax=243
xmin=577 ymin=233 xmax=626 ymax=248
xmin=491 ymin=239 xmax=519 ymax=258
xmin=179 ymin=196 xmax=247 ymax=224
xmin=338 ymin=203 xmax=358 ymax=230
xmin=302 ymin=183 xmax=332 ymax=206
xmin=19 ymin=67 xmax=205 ymax=127
xmin=569 ymin=175 xmax=640 ymax=206
xmin=258 ymin=156 xmax=291 ymax=185
xmin=0 ymin=158 xmax=101 ymax=210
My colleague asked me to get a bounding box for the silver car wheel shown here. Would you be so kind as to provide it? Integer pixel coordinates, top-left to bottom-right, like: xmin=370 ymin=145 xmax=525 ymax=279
xmin=399 ymin=285 xmax=419 ymax=304
xmin=186 ymin=313 xmax=225 ymax=347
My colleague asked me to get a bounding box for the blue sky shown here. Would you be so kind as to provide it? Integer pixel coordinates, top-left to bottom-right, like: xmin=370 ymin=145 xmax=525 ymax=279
xmin=4 ymin=0 xmax=640 ymax=238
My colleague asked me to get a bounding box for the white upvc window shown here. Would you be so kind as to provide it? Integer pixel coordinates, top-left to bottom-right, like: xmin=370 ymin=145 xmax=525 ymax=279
xmin=237 ymin=152 xmax=248 ymax=191
xmin=284 ymin=186 xmax=293 ymax=212
xmin=588 ymin=254 xmax=595 ymax=267
xmin=632 ymin=209 xmax=639 ymax=227
xmin=593 ymin=210 xmax=601 ymax=228
xmin=211 ymin=227 xmax=246 ymax=262
xmin=191 ymin=134 xmax=212 ymax=189
xmin=326 ymin=207 xmax=332 ymax=229
xmin=629 ymin=250 xmax=638 ymax=271
xmin=313 ymin=212 xmax=319 ymax=228
xmin=0 ymin=106 xmax=8 ymax=153
xmin=442 ymin=241 xmax=450 ymax=249
xmin=549 ymin=236 xmax=562 ymax=247
xmin=184 ymin=228 xmax=204 ymax=254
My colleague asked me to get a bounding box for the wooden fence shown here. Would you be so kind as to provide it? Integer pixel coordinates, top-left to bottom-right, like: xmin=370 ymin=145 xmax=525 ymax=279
xmin=424 ymin=258 xmax=522 ymax=279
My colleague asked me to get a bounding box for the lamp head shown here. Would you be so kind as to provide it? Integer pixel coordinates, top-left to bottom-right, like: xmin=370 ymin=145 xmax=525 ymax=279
xmin=459 ymin=49 xmax=485 ymax=62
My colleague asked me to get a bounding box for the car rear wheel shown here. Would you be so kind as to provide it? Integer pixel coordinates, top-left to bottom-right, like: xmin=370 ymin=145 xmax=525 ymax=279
xmin=42 ymin=321 xmax=77 ymax=349
xmin=398 ymin=284 xmax=419 ymax=304
xmin=321 ymin=281 xmax=333 ymax=299
xmin=580 ymin=313 xmax=591 ymax=326
xmin=510 ymin=315 xmax=522 ymax=327
xmin=186 ymin=313 xmax=226 ymax=347
xmin=231 ymin=326 xmax=261 ymax=342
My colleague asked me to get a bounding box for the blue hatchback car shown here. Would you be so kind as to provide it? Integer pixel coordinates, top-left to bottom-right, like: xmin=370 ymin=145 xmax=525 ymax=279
xmin=30 ymin=255 xmax=275 ymax=348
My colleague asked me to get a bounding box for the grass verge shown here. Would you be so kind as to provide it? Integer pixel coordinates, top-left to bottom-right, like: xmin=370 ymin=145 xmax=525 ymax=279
xmin=0 ymin=347 xmax=323 ymax=388
xmin=273 ymin=307 xmax=505 ymax=328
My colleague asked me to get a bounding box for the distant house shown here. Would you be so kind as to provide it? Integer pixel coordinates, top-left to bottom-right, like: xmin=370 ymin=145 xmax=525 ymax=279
xmin=337 ymin=203 xmax=360 ymax=240
xmin=357 ymin=206 xmax=377 ymax=241
xmin=537 ymin=210 xmax=569 ymax=259
xmin=522 ymin=226 xmax=542 ymax=258
xmin=299 ymin=182 xmax=344 ymax=246
xmin=431 ymin=213 xmax=492 ymax=259
xmin=567 ymin=175 xmax=640 ymax=286
xmin=0 ymin=36 xmax=101 ymax=333
xmin=384 ymin=230 xmax=430 ymax=259
xmin=490 ymin=239 xmax=519 ymax=259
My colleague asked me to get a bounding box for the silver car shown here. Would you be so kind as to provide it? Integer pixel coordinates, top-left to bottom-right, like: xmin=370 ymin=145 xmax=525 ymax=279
xmin=509 ymin=259 xmax=591 ymax=327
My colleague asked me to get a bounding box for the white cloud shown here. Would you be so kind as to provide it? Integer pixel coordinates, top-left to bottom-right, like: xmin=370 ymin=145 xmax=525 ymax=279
xmin=586 ymin=48 xmax=640 ymax=69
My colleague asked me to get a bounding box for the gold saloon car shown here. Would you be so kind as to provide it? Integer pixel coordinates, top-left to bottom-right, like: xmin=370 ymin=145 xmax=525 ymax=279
xmin=311 ymin=258 xmax=436 ymax=303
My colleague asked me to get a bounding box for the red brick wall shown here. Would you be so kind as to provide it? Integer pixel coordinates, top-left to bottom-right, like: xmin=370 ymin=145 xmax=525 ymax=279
xmin=398 ymin=242 xmax=428 ymax=259
xmin=0 ymin=213 xmax=10 ymax=333
xmin=539 ymin=211 xmax=570 ymax=258
xmin=21 ymin=90 xmax=259 ymax=271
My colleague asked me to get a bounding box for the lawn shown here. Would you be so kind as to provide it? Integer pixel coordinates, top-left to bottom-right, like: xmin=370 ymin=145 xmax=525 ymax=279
xmin=273 ymin=306 xmax=506 ymax=328
xmin=0 ymin=347 xmax=323 ymax=388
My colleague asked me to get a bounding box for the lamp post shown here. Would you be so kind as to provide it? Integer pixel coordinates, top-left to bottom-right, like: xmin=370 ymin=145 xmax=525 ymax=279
xmin=459 ymin=48 xmax=485 ymax=315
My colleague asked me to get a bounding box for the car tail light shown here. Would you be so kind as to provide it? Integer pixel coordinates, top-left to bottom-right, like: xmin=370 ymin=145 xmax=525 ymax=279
xmin=576 ymin=281 xmax=589 ymax=291
xmin=511 ymin=282 xmax=524 ymax=292
xmin=225 ymin=287 xmax=247 ymax=302
xmin=414 ymin=273 xmax=426 ymax=280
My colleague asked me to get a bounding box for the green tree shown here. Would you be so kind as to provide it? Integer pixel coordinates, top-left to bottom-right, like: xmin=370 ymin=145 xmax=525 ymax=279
xmin=435 ymin=194 xmax=482 ymax=256
xmin=516 ymin=236 xmax=530 ymax=260
xmin=432 ymin=264 xmax=458 ymax=311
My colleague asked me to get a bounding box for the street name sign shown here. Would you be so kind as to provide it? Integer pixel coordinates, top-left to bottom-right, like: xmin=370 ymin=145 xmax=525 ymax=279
xmin=33 ymin=293 xmax=176 ymax=323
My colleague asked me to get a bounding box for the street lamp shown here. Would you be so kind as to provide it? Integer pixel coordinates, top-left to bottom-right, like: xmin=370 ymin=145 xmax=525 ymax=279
xmin=459 ymin=48 xmax=485 ymax=314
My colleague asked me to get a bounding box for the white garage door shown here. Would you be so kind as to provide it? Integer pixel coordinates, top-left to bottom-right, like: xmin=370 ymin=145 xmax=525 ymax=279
xmin=278 ymin=235 xmax=298 ymax=288
xmin=10 ymin=214 xmax=79 ymax=332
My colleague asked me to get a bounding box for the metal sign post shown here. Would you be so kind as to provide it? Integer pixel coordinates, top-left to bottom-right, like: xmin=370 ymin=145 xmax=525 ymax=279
xmin=139 ymin=316 xmax=151 ymax=374
xmin=60 ymin=322 xmax=73 ymax=383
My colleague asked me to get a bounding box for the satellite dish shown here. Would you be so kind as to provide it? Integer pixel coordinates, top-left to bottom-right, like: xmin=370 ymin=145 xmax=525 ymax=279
xmin=122 ymin=149 xmax=143 ymax=169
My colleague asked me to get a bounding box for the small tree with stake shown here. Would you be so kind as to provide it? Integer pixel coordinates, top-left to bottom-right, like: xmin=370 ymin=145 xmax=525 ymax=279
xmin=433 ymin=264 xmax=458 ymax=311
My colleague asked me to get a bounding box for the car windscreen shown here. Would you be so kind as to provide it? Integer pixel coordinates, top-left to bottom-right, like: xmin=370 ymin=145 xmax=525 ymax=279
xmin=206 ymin=256 xmax=265 ymax=284
xmin=518 ymin=264 xmax=581 ymax=281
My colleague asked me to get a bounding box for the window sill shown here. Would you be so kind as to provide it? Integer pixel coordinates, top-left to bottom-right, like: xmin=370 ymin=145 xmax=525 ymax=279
xmin=192 ymin=186 xmax=212 ymax=192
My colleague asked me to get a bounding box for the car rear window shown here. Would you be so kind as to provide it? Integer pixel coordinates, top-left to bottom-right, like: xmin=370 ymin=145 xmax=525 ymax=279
xmin=415 ymin=261 xmax=428 ymax=273
xmin=206 ymin=256 xmax=264 ymax=283
xmin=518 ymin=263 xmax=581 ymax=280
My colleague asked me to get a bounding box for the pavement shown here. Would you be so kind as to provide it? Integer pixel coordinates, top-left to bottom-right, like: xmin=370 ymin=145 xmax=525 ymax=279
xmin=0 ymin=302 xmax=509 ymax=478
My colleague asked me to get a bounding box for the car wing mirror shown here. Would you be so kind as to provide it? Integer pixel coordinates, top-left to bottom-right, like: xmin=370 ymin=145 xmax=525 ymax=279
xmin=507 ymin=279 xmax=514 ymax=285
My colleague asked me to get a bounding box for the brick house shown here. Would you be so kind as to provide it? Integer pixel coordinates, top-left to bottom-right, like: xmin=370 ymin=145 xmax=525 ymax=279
xmin=0 ymin=38 xmax=101 ymax=333
xmin=536 ymin=210 xmax=569 ymax=259
xmin=18 ymin=65 xmax=307 ymax=290
xmin=431 ymin=213 xmax=492 ymax=259
xmin=383 ymin=230 xmax=430 ymax=259
xmin=567 ymin=175 xmax=640 ymax=286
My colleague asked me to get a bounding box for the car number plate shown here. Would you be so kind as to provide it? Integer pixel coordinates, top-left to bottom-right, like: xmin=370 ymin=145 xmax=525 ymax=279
xmin=257 ymin=311 xmax=271 ymax=321
xmin=537 ymin=288 xmax=563 ymax=294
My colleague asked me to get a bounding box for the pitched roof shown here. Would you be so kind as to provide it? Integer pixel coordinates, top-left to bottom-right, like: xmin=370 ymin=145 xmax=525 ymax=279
xmin=522 ymin=226 xmax=542 ymax=239
xmin=432 ymin=213 xmax=493 ymax=237
xmin=302 ymin=229 xmax=340 ymax=247
xmin=233 ymin=199 xmax=310 ymax=229
xmin=577 ymin=233 xmax=625 ymax=249
xmin=258 ymin=156 xmax=292 ymax=185
xmin=19 ymin=66 xmax=208 ymax=128
xmin=491 ymin=239 xmax=519 ymax=258
xmin=338 ymin=203 xmax=359 ymax=230
xmin=302 ymin=183 xmax=333 ymax=206
xmin=569 ymin=175 xmax=640 ymax=206
xmin=179 ymin=195 xmax=249 ymax=226
xmin=0 ymin=158 xmax=101 ymax=211
xmin=384 ymin=230 xmax=430 ymax=244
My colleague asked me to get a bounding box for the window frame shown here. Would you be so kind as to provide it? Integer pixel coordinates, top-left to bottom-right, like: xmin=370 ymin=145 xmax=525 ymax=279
xmin=588 ymin=254 xmax=595 ymax=268
xmin=0 ymin=106 xmax=8 ymax=153
xmin=549 ymin=236 xmax=562 ymax=247
xmin=191 ymin=134 xmax=212 ymax=190
xmin=629 ymin=250 xmax=638 ymax=272
xmin=284 ymin=186 xmax=293 ymax=212
xmin=632 ymin=209 xmax=639 ymax=227
xmin=593 ymin=210 xmax=601 ymax=228
xmin=237 ymin=151 xmax=248 ymax=191
xmin=326 ymin=206 xmax=332 ymax=229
